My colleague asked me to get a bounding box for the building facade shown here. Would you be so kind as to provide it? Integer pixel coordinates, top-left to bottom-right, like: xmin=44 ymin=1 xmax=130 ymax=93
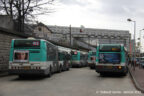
xmin=47 ymin=25 xmax=131 ymax=52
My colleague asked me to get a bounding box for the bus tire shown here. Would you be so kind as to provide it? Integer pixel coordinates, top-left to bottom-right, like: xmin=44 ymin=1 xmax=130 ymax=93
xmin=48 ymin=67 xmax=52 ymax=77
xmin=67 ymin=67 xmax=70 ymax=71
xmin=100 ymin=73 xmax=105 ymax=76
xmin=121 ymin=72 xmax=127 ymax=76
xmin=58 ymin=65 xmax=62 ymax=73
xmin=121 ymin=70 xmax=127 ymax=76
xmin=90 ymin=66 xmax=95 ymax=69
xmin=62 ymin=65 xmax=66 ymax=71
xmin=18 ymin=75 xmax=25 ymax=78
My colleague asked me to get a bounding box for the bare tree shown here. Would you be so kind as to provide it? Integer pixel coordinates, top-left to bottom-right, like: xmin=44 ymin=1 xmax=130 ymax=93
xmin=0 ymin=0 xmax=54 ymax=32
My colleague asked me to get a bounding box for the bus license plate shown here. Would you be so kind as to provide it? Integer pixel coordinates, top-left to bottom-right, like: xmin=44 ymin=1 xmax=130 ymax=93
xmin=23 ymin=66 xmax=30 ymax=69
xmin=107 ymin=66 xmax=112 ymax=69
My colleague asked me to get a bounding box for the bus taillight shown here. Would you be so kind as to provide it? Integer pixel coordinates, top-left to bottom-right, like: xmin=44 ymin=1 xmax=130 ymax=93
xmin=117 ymin=66 xmax=122 ymax=69
xmin=91 ymin=57 xmax=95 ymax=61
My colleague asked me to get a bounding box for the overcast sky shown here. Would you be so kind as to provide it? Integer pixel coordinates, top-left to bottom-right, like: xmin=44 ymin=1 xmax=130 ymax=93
xmin=37 ymin=0 xmax=144 ymax=50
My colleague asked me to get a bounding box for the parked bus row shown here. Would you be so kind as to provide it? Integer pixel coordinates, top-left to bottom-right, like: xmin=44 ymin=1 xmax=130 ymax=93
xmin=8 ymin=38 xmax=128 ymax=77
xmin=8 ymin=38 xmax=88 ymax=77
xmin=71 ymin=50 xmax=88 ymax=67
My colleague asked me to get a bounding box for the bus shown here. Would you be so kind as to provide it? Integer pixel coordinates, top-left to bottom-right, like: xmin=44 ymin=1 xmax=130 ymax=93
xmin=138 ymin=57 xmax=144 ymax=68
xmin=95 ymin=44 xmax=128 ymax=75
xmin=9 ymin=39 xmax=69 ymax=77
xmin=58 ymin=46 xmax=71 ymax=71
xmin=71 ymin=50 xmax=88 ymax=67
xmin=88 ymin=51 xmax=96 ymax=69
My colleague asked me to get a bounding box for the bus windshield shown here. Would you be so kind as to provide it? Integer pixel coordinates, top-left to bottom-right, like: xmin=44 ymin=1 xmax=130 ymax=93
xmin=99 ymin=45 xmax=121 ymax=52
xmin=99 ymin=53 xmax=121 ymax=64
xmin=140 ymin=58 xmax=144 ymax=62
xmin=14 ymin=40 xmax=40 ymax=48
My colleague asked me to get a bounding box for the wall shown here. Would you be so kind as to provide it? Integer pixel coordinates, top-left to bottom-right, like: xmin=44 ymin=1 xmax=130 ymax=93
xmin=33 ymin=25 xmax=52 ymax=38
xmin=0 ymin=15 xmax=14 ymax=30
xmin=0 ymin=27 xmax=29 ymax=72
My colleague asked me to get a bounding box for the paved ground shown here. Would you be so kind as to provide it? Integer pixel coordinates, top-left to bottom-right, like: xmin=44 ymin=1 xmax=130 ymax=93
xmin=0 ymin=67 xmax=143 ymax=96
xmin=129 ymin=65 xmax=144 ymax=90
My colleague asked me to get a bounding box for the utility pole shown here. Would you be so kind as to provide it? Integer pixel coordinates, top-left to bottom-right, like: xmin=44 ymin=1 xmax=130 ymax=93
xmin=70 ymin=25 xmax=72 ymax=46
xmin=89 ymin=35 xmax=90 ymax=50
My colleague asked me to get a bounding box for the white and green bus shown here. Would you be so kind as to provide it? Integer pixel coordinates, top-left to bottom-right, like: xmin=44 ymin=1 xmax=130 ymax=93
xmin=95 ymin=44 xmax=128 ymax=75
xmin=71 ymin=50 xmax=88 ymax=67
xmin=58 ymin=46 xmax=71 ymax=71
xmin=9 ymin=39 xmax=70 ymax=77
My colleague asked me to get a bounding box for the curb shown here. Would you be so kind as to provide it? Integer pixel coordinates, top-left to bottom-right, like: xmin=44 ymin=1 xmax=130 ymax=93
xmin=128 ymin=67 xmax=144 ymax=93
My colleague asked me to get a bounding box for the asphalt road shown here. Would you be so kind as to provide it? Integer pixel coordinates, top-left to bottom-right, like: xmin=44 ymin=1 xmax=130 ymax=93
xmin=0 ymin=67 xmax=143 ymax=96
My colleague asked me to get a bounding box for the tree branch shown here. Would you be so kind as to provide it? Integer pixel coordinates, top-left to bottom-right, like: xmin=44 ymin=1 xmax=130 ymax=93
xmin=9 ymin=0 xmax=14 ymax=16
xmin=24 ymin=0 xmax=31 ymax=15
xmin=1 ymin=0 xmax=9 ymax=15
xmin=30 ymin=0 xmax=54 ymax=8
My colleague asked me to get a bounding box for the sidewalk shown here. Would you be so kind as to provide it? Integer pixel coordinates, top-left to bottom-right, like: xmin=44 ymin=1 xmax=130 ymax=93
xmin=128 ymin=65 xmax=144 ymax=92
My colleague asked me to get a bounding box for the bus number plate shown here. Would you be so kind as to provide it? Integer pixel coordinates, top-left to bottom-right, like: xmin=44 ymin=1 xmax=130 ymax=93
xmin=107 ymin=66 xmax=113 ymax=69
xmin=23 ymin=66 xmax=30 ymax=69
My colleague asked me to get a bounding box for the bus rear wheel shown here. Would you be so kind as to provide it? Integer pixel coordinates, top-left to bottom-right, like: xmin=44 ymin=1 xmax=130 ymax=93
xmin=121 ymin=72 xmax=127 ymax=76
xmin=18 ymin=75 xmax=26 ymax=78
xmin=100 ymin=73 xmax=105 ymax=76
xmin=48 ymin=67 xmax=52 ymax=77
xmin=58 ymin=65 xmax=62 ymax=73
xmin=67 ymin=67 xmax=70 ymax=71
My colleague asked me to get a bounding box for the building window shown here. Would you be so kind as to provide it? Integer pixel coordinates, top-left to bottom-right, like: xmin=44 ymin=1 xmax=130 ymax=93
xmin=38 ymin=27 xmax=42 ymax=31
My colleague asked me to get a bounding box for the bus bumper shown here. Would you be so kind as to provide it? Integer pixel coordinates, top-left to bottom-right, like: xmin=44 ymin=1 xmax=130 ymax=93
xmin=71 ymin=61 xmax=81 ymax=67
xmin=8 ymin=69 xmax=48 ymax=76
xmin=95 ymin=66 xmax=127 ymax=73
xmin=88 ymin=63 xmax=95 ymax=69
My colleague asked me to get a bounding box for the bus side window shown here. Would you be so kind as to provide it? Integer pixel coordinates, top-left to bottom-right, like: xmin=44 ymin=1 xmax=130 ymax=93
xmin=46 ymin=43 xmax=50 ymax=60
xmin=47 ymin=43 xmax=56 ymax=61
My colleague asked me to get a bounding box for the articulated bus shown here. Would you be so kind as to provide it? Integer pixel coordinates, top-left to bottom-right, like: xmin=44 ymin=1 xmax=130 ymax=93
xmin=71 ymin=50 xmax=88 ymax=67
xmin=95 ymin=44 xmax=128 ymax=75
xmin=9 ymin=39 xmax=70 ymax=77
xmin=88 ymin=51 xmax=96 ymax=69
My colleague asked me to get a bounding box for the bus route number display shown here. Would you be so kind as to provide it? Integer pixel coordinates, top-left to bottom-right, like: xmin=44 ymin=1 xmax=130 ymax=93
xmin=33 ymin=42 xmax=39 ymax=46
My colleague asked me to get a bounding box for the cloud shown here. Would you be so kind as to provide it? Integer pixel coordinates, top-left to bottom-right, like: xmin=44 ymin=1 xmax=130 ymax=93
xmin=38 ymin=0 xmax=144 ymax=51
xmin=39 ymin=0 xmax=144 ymax=32
xmin=58 ymin=0 xmax=144 ymax=18
xmin=58 ymin=0 xmax=90 ymax=6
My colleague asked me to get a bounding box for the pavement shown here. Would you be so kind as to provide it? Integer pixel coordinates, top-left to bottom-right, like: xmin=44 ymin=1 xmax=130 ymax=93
xmin=0 ymin=67 xmax=142 ymax=96
xmin=128 ymin=64 xmax=144 ymax=93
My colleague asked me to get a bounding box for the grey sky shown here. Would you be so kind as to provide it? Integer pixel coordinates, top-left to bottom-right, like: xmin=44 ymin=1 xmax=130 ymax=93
xmin=59 ymin=0 xmax=144 ymax=17
xmin=37 ymin=0 xmax=144 ymax=51
xmin=99 ymin=0 xmax=144 ymax=17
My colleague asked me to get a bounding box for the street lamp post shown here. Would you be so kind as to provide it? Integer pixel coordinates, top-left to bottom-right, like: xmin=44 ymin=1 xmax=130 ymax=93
xmin=127 ymin=18 xmax=136 ymax=70
xmin=70 ymin=25 xmax=72 ymax=46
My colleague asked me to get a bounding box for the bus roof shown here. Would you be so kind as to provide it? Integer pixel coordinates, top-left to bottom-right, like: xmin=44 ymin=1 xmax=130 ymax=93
xmin=58 ymin=46 xmax=71 ymax=53
xmin=97 ymin=44 xmax=124 ymax=46
xmin=12 ymin=39 xmax=46 ymax=41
